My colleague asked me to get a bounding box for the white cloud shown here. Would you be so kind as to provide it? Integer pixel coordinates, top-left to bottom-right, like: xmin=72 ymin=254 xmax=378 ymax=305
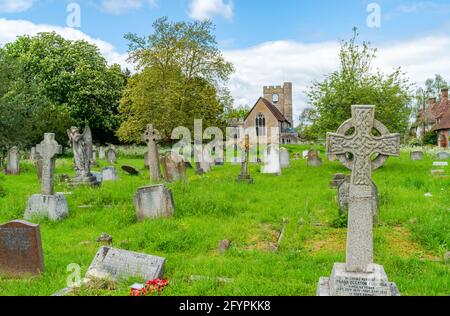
xmin=100 ymin=0 xmax=158 ymax=15
xmin=0 ymin=18 xmax=132 ymax=69
xmin=189 ymin=0 xmax=233 ymax=20
xmin=0 ymin=0 xmax=35 ymax=13
xmin=224 ymin=35 xmax=450 ymax=124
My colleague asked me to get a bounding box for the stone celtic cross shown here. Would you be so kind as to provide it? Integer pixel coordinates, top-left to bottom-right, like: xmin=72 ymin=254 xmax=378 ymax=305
xmin=327 ymin=105 xmax=399 ymax=272
xmin=36 ymin=133 xmax=62 ymax=195
xmin=143 ymin=124 xmax=162 ymax=181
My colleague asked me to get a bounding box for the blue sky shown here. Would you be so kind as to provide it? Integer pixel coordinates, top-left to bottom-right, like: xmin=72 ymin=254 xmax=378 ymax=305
xmin=1 ymin=0 xmax=450 ymax=119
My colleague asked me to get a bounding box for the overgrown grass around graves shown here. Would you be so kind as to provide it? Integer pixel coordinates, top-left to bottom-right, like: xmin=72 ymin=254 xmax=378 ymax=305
xmin=0 ymin=145 xmax=448 ymax=296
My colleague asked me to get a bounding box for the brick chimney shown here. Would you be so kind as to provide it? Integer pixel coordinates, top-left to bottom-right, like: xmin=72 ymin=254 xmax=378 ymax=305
xmin=441 ymin=88 xmax=449 ymax=99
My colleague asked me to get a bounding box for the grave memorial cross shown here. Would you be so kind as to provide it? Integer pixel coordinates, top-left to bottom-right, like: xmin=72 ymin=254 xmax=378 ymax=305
xmin=143 ymin=124 xmax=162 ymax=181
xmin=36 ymin=133 xmax=62 ymax=196
xmin=326 ymin=105 xmax=400 ymax=272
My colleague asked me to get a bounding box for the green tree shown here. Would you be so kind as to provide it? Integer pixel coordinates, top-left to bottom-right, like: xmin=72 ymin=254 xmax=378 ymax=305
xmin=306 ymin=28 xmax=413 ymax=138
xmin=118 ymin=17 xmax=234 ymax=143
xmin=2 ymin=32 xmax=126 ymax=144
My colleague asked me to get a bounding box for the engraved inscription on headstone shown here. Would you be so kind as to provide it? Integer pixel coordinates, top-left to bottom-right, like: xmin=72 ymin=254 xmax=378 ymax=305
xmin=0 ymin=220 xmax=44 ymax=277
xmin=86 ymin=247 xmax=165 ymax=281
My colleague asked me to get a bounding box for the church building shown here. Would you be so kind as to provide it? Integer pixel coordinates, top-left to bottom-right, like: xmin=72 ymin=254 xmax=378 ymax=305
xmin=244 ymin=82 xmax=298 ymax=144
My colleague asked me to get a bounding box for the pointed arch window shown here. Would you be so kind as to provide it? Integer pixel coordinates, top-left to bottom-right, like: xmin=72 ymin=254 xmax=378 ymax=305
xmin=256 ymin=113 xmax=266 ymax=137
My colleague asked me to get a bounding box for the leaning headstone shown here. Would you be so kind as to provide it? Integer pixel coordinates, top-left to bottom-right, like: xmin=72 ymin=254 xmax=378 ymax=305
xmin=122 ymin=165 xmax=140 ymax=176
xmin=107 ymin=146 xmax=117 ymax=164
xmin=279 ymin=148 xmax=290 ymax=169
xmin=160 ymin=152 xmax=187 ymax=182
xmin=67 ymin=126 xmax=99 ymax=186
xmin=337 ymin=176 xmax=379 ymax=225
xmin=318 ymin=105 xmax=400 ymax=296
xmin=330 ymin=173 xmax=347 ymax=189
xmin=307 ymin=150 xmax=323 ymax=167
xmin=6 ymin=146 xmax=20 ymax=175
xmin=436 ymin=152 xmax=450 ymax=160
xmin=134 ymin=185 xmax=175 ymax=220
xmin=143 ymin=125 xmax=162 ymax=181
xmin=0 ymin=220 xmax=44 ymax=277
xmin=101 ymin=167 xmax=118 ymax=181
xmin=237 ymin=135 xmax=254 ymax=183
xmin=86 ymin=247 xmax=165 ymax=281
xmin=25 ymin=133 xmax=69 ymax=221
xmin=410 ymin=151 xmax=424 ymax=161
xmin=261 ymin=145 xmax=281 ymax=175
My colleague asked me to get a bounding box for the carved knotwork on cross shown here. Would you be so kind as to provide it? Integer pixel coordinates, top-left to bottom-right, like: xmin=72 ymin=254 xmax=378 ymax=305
xmin=327 ymin=106 xmax=400 ymax=186
xmin=143 ymin=124 xmax=161 ymax=145
xmin=327 ymin=105 xmax=400 ymax=273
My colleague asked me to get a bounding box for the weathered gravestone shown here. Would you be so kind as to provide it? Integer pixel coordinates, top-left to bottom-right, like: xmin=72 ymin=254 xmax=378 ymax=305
xmin=6 ymin=146 xmax=20 ymax=175
xmin=261 ymin=145 xmax=281 ymax=175
xmin=200 ymin=149 xmax=213 ymax=173
xmin=67 ymin=126 xmax=99 ymax=186
xmin=86 ymin=247 xmax=165 ymax=281
xmin=30 ymin=147 xmax=36 ymax=161
xmin=431 ymin=161 xmax=448 ymax=176
xmin=193 ymin=146 xmax=205 ymax=175
xmin=280 ymin=148 xmax=290 ymax=169
xmin=318 ymin=105 xmax=400 ymax=296
xmin=237 ymin=135 xmax=254 ymax=184
xmin=329 ymin=173 xmax=347 ymax=189
xmin=160 ymin=152 xmax=187 ymax=182
xmin=107 ymin=145 xmax=117 ymax=164
xmin=307 ymin=150 xmax=323 ymax=167
xmin=91 ymin=147 xmax=98 ymax=167
xmin=34 ymin=151 xmax=43 ymax=181
xmin=0 ymin=220 xmax=44 ymax=277
xmin=143 ymin=124 xmax=162 ymax=181
xmin=134 ymin=185 xmax=175 ymax=220
xmin=337 ymin=176 xmax=379 ymax=225
xmin=410 ymin=151 xmax=424 ymax=161
xmin=122 ymin=165 xmax=140 ymax=176
xmin=436 ymin=151 xmax=450 ymax=160
xmin=25 ymin=133 xmax=69 ymax=221
xmin=98 ymin=146 xmax=106 ymax=160
xmin=101 ymin=167 xmax=118 ymax=181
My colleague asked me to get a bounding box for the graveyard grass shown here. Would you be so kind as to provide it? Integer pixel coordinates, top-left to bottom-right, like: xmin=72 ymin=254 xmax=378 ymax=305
xmin=0 ymin=145 xmax=448 ymax=296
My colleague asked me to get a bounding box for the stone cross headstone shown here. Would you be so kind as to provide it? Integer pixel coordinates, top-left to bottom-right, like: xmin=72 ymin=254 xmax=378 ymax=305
xmin=280 ymin=148 xmax=290 ymax=169
xmin=0 ymin=220 xmax=44 ymax=277
xmin=143 ymin=124 xmax=162 ymax=181
xmin=237 ymin=135 xmax=253 ymax=183
xmin=160 ymin=152 xmax=187 ymax=182
xmin=337 ymin=176 xmax=379 ymax=226
xmin=6 ymin=146 xmax=20 ymax=175
xmin=25 ymin=133 xmax=69 ymax=221
xmin=36 ymin=133 xmax=61 ymax=196
xmin=86 ymin=247 xmax=165 ymax=282
xmin=134 ymin=184 xmax=175 ymax=220
xmin=318 ymin=105 xmax=400 ymax=296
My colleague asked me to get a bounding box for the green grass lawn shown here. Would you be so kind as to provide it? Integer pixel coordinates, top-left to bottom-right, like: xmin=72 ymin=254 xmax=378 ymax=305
xmin=0 ymin=145 xmax=448 ymax=296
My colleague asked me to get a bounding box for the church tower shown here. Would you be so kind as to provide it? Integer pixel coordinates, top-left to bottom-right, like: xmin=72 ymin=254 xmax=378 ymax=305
xmin=263 ymin=82 xmax=293 ymax=124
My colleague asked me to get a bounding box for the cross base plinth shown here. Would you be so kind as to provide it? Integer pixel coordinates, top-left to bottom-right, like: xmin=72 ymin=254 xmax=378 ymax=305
xmin=237 ymin=174 xmax=254 ymax=184
xmin=317 ymin=263 xmax=400 ymax=296
xmin=69 ymin=175 xmax=100 ymax=187
xmin=24 ymin=194 xmax=69 ymax=221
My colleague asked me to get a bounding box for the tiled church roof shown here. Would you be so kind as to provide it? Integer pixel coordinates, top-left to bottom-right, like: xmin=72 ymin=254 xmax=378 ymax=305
xmin=245 ymin=97 xmax=290 ymax=123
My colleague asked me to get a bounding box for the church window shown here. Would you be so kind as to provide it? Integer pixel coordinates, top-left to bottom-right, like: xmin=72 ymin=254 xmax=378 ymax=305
xmin=256 ymin=113 xmax=266 ymax=137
